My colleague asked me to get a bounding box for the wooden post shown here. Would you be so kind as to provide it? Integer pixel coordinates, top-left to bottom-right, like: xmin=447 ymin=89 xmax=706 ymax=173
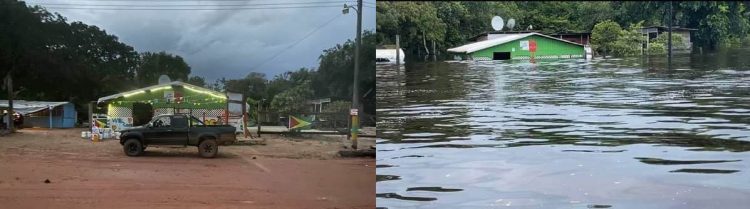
xmin=5 ymin=72 xmax=13 ymax=132
xmin=257 ymin=101 xmax=261 ymax=137
xmin=88 ymin=102 xmax=93 ymax=130
xmin=396 ymin=35 xmax=400 ymax=66
xmin=668 ymin=1 xmax=673 ymax=68
xmin=241 ymin=95 xmax=248 ymax=138
xmin=431 ymin=40 xmax=436 ymax=56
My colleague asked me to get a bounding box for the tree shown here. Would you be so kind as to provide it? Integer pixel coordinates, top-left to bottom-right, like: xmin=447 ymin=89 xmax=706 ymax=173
xmin=270 ymin=80 xmax=314 ymax=114
xmin=612 ymin=21 xmax=645 ymax=57
xmin=591 ymin=20 xmax=622 ymax=58
xmin=0 ymin=0 xmax=140 ymax=106
xmin=187 ymin=76 xmax=206 ymax=87
xmin=137 ymin=51 xmax=191 ymax=86
xmin=313 ymin=30 xmax=376 ymax=115
xmin=224 ymin=72 xmax=268 ymax=101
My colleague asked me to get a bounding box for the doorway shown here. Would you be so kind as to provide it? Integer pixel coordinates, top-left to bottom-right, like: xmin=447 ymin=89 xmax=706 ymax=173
xmin=493 ymin=52 xmax=511 ymax=60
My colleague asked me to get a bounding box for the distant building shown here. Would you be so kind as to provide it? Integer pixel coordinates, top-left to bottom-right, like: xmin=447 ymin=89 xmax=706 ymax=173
xmin=448 ymin=32 xmax=586 ymax=60
xmin=0 ymin=100 xmax=77 ymax=128
xmin=549 ymin=32 xmax=591 ymax=46
xmin=641 ymin=26 xmax=696 ymax=50
xmin=376 ymin=45 xmax=405 ymax=64
xmin=97 ymin=81 xmax=231 ymax=131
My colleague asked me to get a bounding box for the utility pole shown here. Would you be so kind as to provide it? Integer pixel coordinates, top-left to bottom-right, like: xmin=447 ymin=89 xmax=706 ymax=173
xmin=668 ymin=1 xmax=673 ymax=68
xmin=344 ymin=0 xmax=362 ymax=150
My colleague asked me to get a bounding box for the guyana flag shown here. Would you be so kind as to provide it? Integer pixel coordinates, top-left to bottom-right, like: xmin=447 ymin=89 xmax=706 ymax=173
xmin=288 ymin=115 xmax=312 ymax=130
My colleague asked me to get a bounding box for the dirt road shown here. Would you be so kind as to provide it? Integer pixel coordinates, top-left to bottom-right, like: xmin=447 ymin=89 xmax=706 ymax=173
xmin=0 ymin=129 xmax=374 ymax=209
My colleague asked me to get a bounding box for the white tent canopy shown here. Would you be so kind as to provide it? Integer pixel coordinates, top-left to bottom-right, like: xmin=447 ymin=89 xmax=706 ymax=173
xmin=0 ymin=100 xmax=70 ymax=114
xmin=97 ymin=81 xmax=226 ymax=104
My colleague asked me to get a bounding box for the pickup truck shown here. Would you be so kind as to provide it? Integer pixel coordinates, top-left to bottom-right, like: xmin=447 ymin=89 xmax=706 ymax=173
xmin=118 ymin=114 xmax=236 ymax=158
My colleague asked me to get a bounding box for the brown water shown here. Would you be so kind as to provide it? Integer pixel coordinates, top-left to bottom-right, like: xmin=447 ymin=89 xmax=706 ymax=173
xmin=376 ymin=49 xmax=750 ymax=209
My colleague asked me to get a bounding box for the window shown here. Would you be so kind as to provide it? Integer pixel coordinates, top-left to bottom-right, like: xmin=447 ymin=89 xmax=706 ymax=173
xmin=172 ymin=116 xmax=187 ymax=128
xmin=190 ymin=116 xmax=205 ymax=126
xmin=493 ymin=52 xmax=511 ymax=60
xmin=152 ymin=116 xmax=171 ymax=128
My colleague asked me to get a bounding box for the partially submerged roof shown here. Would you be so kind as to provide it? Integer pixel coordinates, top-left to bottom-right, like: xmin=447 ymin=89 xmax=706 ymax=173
xmin=448 ymin=32 xmax=583 ymax=54
xmin=97 ymin=81 xmax=226 ymax=103
xmin=0 ymin=100 xmax=70 ymax=114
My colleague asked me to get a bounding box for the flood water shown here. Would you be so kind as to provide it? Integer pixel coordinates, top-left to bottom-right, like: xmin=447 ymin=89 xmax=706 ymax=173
xmin=376 ymin=49 xmax=750 ymax=209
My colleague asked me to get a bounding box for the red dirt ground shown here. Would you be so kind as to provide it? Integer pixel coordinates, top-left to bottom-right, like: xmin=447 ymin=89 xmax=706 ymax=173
xmin=0 ymin=129 xmax=374 ymax=209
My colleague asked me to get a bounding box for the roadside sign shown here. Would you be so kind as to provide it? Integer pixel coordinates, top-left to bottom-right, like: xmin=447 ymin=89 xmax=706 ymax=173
xmin=520 ymin=40 xmax=529 ymax=50
xmin=350 ymin=109 xmax=358 ymax=116
xmin=529 ymin=39 xmax=537 ymax=52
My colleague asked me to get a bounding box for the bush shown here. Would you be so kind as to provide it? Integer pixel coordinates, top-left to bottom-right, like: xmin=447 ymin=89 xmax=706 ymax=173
xmin=592 ymin=20 xmax=644 ymax=57
xmin=648 ymin=33 xmax=689 ymax=54
xmin=647 ymin=43 xmax=666 ymax=54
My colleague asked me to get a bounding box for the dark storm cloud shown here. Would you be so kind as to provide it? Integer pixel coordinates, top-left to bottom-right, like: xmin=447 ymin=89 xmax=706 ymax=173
xmin=26 ymin=1 xmax=375 ymax=82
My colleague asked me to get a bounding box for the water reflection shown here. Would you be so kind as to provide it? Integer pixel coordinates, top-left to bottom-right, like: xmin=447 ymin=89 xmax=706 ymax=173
xmin=377 ymin=48 xmax=750 ymax=209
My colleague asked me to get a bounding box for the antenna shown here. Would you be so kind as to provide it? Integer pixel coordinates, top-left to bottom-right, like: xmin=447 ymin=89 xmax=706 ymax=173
xmin=491 ymin=16 xmax=504 ymax=31
xmin=158 ymin=75 xmax=171 ymax=85
xmin=507 ymin=18 xmax=516 ymax=31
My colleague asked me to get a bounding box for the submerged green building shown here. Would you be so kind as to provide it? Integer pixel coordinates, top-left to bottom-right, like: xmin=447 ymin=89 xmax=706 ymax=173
xmin=447 ymin=32 xmax=586 ymax=60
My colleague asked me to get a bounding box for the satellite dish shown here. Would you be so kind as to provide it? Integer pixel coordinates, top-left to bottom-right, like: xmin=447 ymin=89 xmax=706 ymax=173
xmin=158 ymin=75 xmax=171 ymax=85
xmin=527 ymin=25 xmax=533 ymax=30
xmin=507 ymin=18 xmax=516 ymax=31
xmin=491 ymin=16 xmax=504 ymax=31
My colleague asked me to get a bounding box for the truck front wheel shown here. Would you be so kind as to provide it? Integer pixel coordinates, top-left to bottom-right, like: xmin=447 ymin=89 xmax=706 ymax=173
xmin=199 ymin=139 xmax=218 ymax=158
xmin=123 ymin=139 xmax=143 ymax=157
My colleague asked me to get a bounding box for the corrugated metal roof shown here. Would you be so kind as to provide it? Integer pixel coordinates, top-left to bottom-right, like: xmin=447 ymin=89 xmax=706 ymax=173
xmin=97 ymin=81 xmax=225 ymax=103
xmin=0 ymin=100 xmax=70 ymax=114
xmin=447 ymin=32 xmax=584 ymax=54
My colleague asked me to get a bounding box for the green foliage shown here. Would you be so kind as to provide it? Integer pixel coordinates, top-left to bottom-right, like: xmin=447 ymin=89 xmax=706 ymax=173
xmin=270 ymin=80 xmax=314 ymax=114
xmin=137 ymin=51 xmax=191 ymax=86
xmin=312 ymin=30 xmax=376 ymax=114
xmin=187 ymin=76 xmax=206 ymax=87
xmin=592 ymin=21 xmax=644 ymax=57
xmin=648 ymin=33 xmax=689 ymax=54
xmin=0 ymin=0 xmax=139 ymax=105
xmin=219 ymin=31 xmax=377 ymax=115
xmin=647 ymin=42 xmax=667 ymax=54
xmin=377 ymin=1 xmax=750 ymax=54
xmin=323 ymin=101 xmax=351 ymax=113
xmin=591 ymin=20 xmax=622 ymax=57
xmin=613 ymin=22 xmax=645 ymax=57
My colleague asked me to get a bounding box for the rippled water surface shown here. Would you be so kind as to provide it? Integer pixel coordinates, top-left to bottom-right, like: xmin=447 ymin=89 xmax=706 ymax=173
xmin=376 ymin=49 xmax=750 ymax=209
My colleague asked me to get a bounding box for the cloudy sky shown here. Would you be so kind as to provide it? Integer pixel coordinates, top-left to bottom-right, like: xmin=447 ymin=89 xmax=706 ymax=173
xmin=24 ymin=0 xmax=375 ymax=82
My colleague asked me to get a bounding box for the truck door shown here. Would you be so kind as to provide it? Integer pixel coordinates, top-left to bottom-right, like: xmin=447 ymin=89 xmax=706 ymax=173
xmin=170 ymin=115 xmax=189 ymax=145
xmin=143 ymin=115 xmax=172 ymax=145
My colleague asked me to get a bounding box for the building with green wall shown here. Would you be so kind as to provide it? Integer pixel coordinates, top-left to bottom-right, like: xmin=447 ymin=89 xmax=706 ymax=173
xmin=447 ymin=33 xmax=585 ymax=60
xmin=97 ymin=81 xmax=229 ymax=131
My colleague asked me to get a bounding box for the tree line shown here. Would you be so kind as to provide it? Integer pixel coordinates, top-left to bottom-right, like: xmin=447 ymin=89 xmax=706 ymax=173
xmin=0 ymin=1 xmax=193 ymax=104
xmin=1 ymin=0 xmax=375 ymax=120
xmin=203 ymin=30 xmax=376 ymax=117
xmin=376 ymin=1 xmax=750 ymax=56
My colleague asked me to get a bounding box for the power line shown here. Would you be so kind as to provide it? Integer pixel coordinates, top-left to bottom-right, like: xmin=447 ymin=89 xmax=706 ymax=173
xmin=250 ymin=13 xmax=342 ymax=72
xmin=31 ymin=1 xmax=355 ymax=7
xmin=42 ymin=5 xmax=345 ymax=10
xmin=28 ymin=0 xmax=354 ymax=2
